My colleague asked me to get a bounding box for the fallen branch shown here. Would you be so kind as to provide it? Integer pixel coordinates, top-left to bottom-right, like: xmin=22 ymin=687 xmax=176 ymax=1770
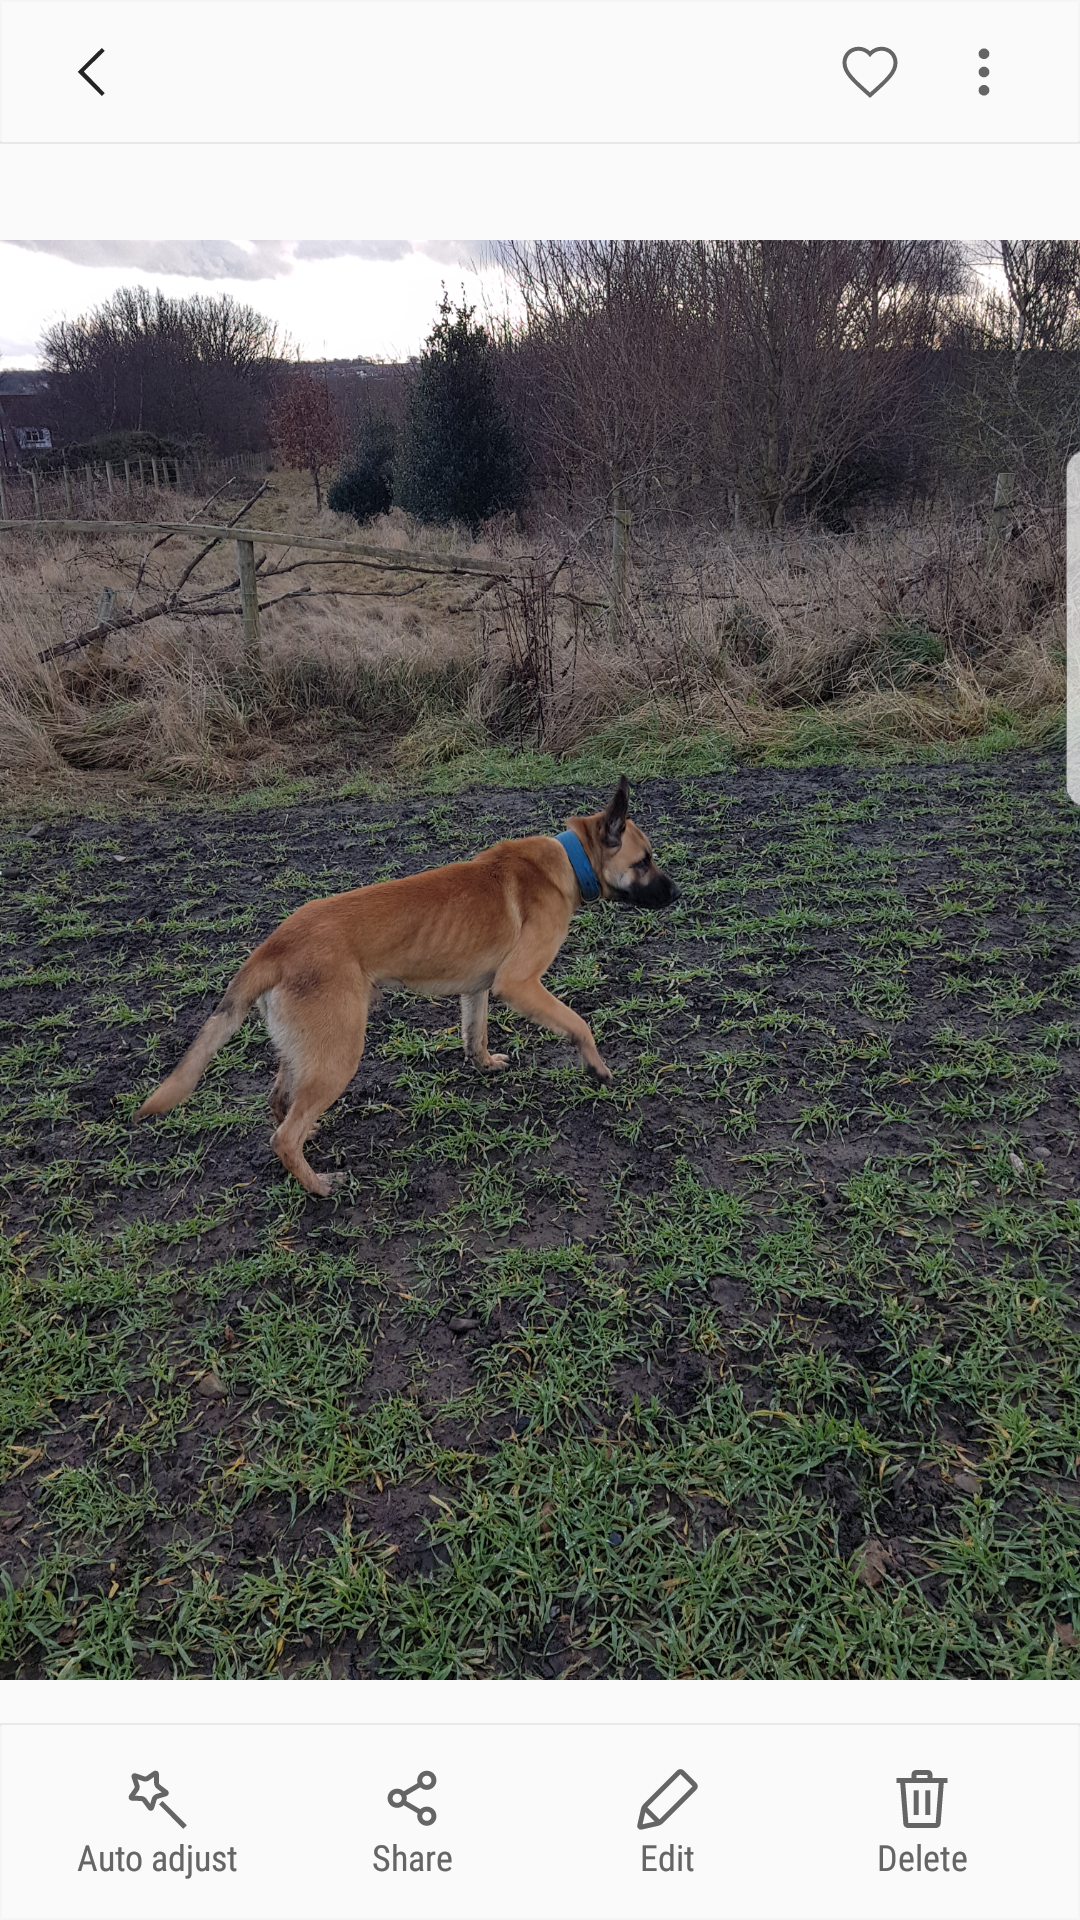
xmin=40 ymin=598 xmax=177 ymax=663
xmin=40 ymin=575 xmax=435 ymax=659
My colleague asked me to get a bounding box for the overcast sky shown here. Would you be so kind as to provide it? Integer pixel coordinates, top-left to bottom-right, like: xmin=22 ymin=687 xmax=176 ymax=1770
xmin=0 ymin=239 xmax=519 ymax=368
xmin=1 ymin=238 xmax=1004 ymax=371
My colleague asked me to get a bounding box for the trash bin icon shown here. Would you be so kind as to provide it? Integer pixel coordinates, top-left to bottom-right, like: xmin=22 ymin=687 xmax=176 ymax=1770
xmin=897 ymin=1769 xmax=947 ymax=1828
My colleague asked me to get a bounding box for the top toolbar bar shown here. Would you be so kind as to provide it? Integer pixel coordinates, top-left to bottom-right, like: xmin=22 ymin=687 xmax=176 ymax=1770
xmin=0 ymin=0 xmax=1077 ymax=145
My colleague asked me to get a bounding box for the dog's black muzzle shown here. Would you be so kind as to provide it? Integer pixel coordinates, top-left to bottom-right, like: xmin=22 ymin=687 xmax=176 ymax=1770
xmin=619 ymin=872 xmax=678 ymax=908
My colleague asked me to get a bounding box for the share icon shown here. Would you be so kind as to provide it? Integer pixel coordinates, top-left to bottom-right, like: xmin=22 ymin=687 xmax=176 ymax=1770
xmin=388 ymin=1770 xmax=437 ymax=1826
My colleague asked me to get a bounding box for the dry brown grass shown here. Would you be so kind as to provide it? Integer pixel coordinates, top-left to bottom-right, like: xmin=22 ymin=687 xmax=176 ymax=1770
xmin=0 ymin=471 xmax=1064 ymax=806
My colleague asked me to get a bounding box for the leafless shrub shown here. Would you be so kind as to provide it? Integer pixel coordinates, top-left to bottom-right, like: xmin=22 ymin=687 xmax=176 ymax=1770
xmin=488 ymin=557 xmax=587 ymax=750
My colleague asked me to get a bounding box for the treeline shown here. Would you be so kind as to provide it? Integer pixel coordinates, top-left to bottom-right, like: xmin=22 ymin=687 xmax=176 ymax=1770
xmin=496 ymin=240 xmax=1080 ymax=527
xmin=334 ymin=240 xmax=1080 ymax=533
xmin=33 ymin=242 xmax=1080 ymax=531
xmin=38 ymin=286 xmax=285 ymax=458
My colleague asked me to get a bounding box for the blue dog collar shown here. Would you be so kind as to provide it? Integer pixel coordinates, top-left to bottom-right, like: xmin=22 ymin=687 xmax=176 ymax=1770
xmin=556 ymin=829 xmax=601 ymax=902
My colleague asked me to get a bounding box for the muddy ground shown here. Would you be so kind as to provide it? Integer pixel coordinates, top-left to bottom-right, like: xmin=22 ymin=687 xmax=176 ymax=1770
xmin=1 ymin=751 xmax=1078 ymax=1677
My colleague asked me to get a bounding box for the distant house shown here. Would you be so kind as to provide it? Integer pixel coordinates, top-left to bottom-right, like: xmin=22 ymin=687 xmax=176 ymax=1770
xmin=0 ymin=371 xmax=57 ymax=469
xmin=292 ymin=357 xmax=414 ymax=442
xmin=301 ymin=357 xmax=412 ymax=384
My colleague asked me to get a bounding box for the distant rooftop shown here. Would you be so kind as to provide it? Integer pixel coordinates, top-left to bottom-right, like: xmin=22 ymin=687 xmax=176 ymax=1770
xmin=295 ymin=357 xmax=413 ymax=378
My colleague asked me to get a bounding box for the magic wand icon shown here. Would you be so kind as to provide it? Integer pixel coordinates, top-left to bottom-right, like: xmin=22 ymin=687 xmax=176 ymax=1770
xmin=637 ymin=1768 xmax=698 ymax=1830
xmin=129 ymin=1772 xmax=187 ymax=1829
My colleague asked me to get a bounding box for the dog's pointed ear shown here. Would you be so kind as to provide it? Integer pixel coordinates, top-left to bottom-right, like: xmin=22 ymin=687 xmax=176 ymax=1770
xmin=600 ymin=775 xmax=630 ymax=848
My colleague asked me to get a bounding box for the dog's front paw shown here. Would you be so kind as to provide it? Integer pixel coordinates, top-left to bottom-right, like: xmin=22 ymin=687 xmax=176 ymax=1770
xmin=585 ymin=1059 xmax=613 ymax=1087
xmin=484 ymin=1052 xmax=510 ymax=1071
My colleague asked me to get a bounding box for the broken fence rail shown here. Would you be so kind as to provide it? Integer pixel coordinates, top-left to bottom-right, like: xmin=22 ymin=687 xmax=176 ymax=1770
xmin=0 ymin=516 xmax=516 ymax=662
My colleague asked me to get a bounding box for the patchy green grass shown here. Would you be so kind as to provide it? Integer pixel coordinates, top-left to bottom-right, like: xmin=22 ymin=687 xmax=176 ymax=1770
xmin=1 ymin=752 xmax=1078 ymax=1678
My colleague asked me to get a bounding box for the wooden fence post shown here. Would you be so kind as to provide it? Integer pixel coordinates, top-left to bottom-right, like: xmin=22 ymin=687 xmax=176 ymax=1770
xmin=31 ymin=468 xmax=42 ymax=519
xmin=105 ymin=460 xmax=114 ymax=495
xmin=0 ymin=468 xmax=8 ymax=518
xmin=63 ymin=466 xmax=73 ymax=514
xmin=989 ymin=470 xmax=1015 ymax=553
xmin=83 ymin=464 xmax=93 ymax=511
xmin=236 ymin=536 xmax=260 ymax=669
xmin=124 ymin=460 xmax=132 ymax=493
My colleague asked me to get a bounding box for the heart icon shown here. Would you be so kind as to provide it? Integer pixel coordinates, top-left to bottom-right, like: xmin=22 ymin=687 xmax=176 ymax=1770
xmin=842 ymin=46 xmax=898 ymax=95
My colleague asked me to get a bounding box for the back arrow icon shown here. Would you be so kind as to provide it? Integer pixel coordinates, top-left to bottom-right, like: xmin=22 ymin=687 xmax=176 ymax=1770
xmin=78 ymin=49 xmax=105 ymax=94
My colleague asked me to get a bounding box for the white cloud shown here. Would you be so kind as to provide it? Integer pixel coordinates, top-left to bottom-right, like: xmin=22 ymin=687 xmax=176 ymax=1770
xmin=293 ymin=241 xmax=414 ymax=263
xmin=8 ymin=239 xmax=295 ymax=279
xmin=12 ymin=238 xmax=494 ymax=276
xmin=415 ymin=241 xmax=489 ymax=267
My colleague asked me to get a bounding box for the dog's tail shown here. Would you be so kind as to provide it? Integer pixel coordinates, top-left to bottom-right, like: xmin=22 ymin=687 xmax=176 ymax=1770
xmin=134 ymin=951 xmax=278 ymax=1119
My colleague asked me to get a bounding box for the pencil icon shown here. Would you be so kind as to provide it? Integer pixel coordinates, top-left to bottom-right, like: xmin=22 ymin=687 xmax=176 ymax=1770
xmin=637 ymin=1768 xmax=698 ymax=1830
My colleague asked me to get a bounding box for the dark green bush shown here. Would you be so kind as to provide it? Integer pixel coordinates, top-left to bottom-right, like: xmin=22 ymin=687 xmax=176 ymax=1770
xmin=327 ymin=416 xmax=396 ymax=524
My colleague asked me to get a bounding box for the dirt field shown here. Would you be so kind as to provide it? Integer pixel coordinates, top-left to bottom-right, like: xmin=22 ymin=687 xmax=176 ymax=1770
xmin=1 ymin=751 xmax=1078 ymax=1677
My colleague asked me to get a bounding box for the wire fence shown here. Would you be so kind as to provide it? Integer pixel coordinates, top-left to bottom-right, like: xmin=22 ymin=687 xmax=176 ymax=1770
xmin=0 ymin=450 xmax=268 ymax=522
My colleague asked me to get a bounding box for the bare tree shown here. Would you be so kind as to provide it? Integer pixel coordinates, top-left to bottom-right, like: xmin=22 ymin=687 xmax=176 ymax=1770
xmin=690 ymin=241 xmax=968 ymax=526
xmin=497 ymin=239 xmax=972 ymax=532
xmin=999 ymin=241 xmax=1080 ymax=353
xmin=41 ymin=287 xmax=286 ymax=454
xmin=942 ymin=243 xmax=1080 ymax=506
xmin=497 ymin=240 xmax=700 ymax=517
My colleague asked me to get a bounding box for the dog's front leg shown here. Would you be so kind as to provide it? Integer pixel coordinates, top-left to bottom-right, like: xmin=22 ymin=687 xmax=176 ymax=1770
xmin=495 ymin=977 xmax=612 ymax=1086
xmin=460 ymin=989 xmax=509 ymax=1072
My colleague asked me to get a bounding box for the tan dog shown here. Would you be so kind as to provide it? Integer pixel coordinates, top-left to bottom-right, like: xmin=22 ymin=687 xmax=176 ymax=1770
xmin=135 ymin=776 xmax=675 ymax=1195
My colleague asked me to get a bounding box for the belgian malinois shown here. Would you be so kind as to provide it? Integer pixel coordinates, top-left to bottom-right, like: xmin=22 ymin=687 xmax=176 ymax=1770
xmin=135 ymin=777 xmax=675 ymax=1195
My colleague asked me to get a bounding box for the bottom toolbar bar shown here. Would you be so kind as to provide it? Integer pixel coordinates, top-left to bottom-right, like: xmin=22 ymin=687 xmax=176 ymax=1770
xmin=1 ymin=1719 xmax=1076 ymax=1919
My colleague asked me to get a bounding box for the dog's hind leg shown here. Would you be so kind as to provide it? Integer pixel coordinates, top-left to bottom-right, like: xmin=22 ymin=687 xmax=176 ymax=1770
xmin=268 ymin=982 xmax=370 ymax=1197
xmin=268 ymin=1064 xmax=291 ymax=1126
xmin=264 ymin=992 xmax=293 ymax=1124
xmin=460 ymin=989 xmax=509 ymax=1072
xmin=494 ymin=975 xmax=612 ymax=1086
